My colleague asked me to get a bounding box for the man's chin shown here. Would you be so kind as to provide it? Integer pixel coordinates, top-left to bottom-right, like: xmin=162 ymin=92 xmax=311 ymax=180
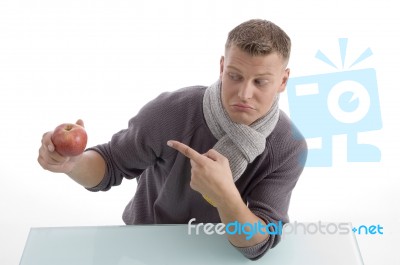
xmin=228 ymin=113 xmax=255 ymax=126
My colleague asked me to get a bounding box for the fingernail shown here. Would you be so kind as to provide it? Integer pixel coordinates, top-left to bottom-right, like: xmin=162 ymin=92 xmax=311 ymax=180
xmin=48 ymin=145 xmax=54 ymax=152
xmin=167 ymin=141 xmax=173 ymax=147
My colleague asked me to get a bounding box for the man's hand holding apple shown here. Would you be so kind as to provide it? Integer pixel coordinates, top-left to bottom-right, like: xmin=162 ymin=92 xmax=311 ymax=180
xmin=38 ymin=119 xmax=87 ymax=174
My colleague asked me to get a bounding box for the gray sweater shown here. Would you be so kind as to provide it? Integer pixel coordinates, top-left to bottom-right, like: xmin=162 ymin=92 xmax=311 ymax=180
xmin=88 ymin=85 xmax=307 ymax=260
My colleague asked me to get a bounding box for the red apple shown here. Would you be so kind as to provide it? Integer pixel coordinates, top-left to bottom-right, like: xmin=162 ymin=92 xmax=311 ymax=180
xmin=51 ymin=123 xmax=88 ymax=157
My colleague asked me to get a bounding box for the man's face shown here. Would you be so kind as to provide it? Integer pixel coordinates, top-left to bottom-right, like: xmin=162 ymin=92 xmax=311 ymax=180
xmin=220 ymin=45 xmax=290 ymax=125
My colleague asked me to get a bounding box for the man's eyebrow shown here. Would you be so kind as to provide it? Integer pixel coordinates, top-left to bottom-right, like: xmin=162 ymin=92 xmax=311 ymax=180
xmin=226 ymin=65 xmax=242 ymax=73
xmin=226 ymin=65 xmax=273 ymax=77
xmin=255 ymin=72 xmax=273 ymax=77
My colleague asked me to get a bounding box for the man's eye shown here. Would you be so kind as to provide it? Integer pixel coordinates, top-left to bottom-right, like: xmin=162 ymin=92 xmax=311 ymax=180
xmin=254 ymin=79 xmax=268 ymax=86
xmin=228 ymin=73 xmax=242 ymax=81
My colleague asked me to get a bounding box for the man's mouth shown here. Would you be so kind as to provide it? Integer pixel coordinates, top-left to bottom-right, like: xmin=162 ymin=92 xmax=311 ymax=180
xmin=231 ymin=103 xmax=255 ymax=110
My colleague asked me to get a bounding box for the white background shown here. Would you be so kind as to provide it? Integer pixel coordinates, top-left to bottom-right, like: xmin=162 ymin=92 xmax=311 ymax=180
xmin=1 ymin=0 xmax=399 ymax=264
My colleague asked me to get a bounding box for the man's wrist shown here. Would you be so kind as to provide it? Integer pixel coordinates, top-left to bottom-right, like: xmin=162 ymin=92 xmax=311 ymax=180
xmin=215 ymin=187 xmax=244 ymax=211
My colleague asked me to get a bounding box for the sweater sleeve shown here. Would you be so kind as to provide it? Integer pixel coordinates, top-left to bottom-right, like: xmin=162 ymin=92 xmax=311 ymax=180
xmin=86 ymin=86 xmax=207 ymax=192
xmin=235 ymin=115 xmax=308 ymax=260
xmin=86 ymin=96 xmax=169 ymax=192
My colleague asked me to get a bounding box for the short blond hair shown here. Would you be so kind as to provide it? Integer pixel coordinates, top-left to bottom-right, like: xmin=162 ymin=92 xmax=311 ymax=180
xmin=225 ymin=19 xmax=291 ymax=64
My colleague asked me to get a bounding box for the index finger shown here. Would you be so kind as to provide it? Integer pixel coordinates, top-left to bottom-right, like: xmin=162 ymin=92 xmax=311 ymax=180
xmin=167 ymin=140 xmax=206 ymax=164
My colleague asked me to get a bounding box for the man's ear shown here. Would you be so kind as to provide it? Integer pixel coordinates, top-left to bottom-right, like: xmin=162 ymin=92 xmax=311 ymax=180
xmin=219 ymin=56 xmax=224 ymax=79
xmin=278 ymin=68 xmax=290 ymax=93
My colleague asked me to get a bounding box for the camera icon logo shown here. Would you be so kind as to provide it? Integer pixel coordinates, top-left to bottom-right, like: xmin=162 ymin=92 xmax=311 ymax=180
xmin=287 ymin=38 xmax=382 ymax=167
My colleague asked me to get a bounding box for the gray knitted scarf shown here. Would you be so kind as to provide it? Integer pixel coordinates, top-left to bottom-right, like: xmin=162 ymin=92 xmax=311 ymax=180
xmin=203 ymin=80 xmax=280 ymax=182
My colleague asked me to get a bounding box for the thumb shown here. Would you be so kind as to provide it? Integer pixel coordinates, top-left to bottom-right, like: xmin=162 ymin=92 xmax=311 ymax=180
xmin=76 ymin=119 xmax=85 ymax=128
xmin=204 ymin=149 xmax=223 ymax=161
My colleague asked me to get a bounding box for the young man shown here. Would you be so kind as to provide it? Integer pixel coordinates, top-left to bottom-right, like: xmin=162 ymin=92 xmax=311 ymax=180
xmin=38 ymin=19 xmax=307 ymax=260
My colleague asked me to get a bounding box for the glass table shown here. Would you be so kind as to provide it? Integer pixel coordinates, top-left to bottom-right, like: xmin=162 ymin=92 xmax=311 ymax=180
xmin=20 ymin=223 xmax=364 ymax=265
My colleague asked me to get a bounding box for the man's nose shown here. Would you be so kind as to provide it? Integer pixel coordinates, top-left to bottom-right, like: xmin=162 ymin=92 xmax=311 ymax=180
xmin=238 ymin=82 xmax=254 ymax=100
